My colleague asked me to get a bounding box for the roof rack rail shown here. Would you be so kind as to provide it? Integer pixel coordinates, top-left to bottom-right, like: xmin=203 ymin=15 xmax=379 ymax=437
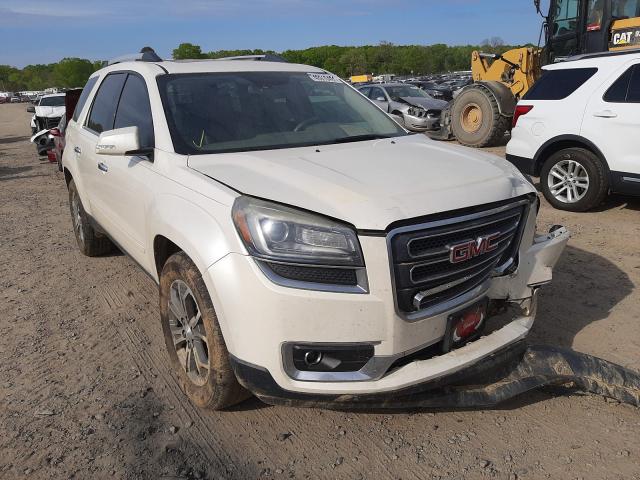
xmin=565 ymin=48 xmax=640 ymax=62
xmin=107 ymin=47 xmax=163 ymax=66
xmin=213 ymin=54 xmax=289 ymax=63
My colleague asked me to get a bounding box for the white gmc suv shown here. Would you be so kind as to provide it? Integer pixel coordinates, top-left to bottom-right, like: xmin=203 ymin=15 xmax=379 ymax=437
xmin=62 ymin=49 xmax=569 ymax=410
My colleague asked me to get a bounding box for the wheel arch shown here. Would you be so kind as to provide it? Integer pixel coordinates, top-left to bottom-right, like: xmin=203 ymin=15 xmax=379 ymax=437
xmin=148 ymin=195 xmax=237 ymax=281
xmin=63 ymin=167 xmax=73 ymax=186
xmin=472 ymin=81 xmax=517 ymax=117
xmin=533 ymin=135 xmax=610 ymax=178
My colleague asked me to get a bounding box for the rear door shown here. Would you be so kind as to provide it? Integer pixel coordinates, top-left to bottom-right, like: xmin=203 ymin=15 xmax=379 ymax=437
xmin=80 ymin=73 xmax=127 ymax=230
xmin=581 ymin=61 xmax=640 ymax=180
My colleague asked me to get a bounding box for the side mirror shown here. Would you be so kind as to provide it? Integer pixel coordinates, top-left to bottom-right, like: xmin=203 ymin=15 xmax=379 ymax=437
xmin=26 ymin=106 xmax=35 ymax=113
xmin=375 ymin=97 xmax=386 ymax=102
xmin=96 ymin=126 xmax=141 ymax=156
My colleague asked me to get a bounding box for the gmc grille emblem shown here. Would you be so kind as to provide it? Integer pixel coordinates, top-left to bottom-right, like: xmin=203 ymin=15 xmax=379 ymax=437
xmin=449 ymin=233 xmax=501 ymax=263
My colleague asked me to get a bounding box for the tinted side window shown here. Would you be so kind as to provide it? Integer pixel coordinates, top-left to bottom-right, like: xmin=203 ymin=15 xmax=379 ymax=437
xmin=604 ymin=66 xmax=633 ymax=103
xmin=114 ymin=74 xmax=154 ymax=148
xmin=73 ymin=76 xmax=99 ymax=122
xmin=369 ymin=87 xmax=385 ymax=100
xmin=87 ymin=73 xmax=127 ymax=134
xmin=358 ymin=87 xmax=371 ymax=98
xmin=523 ymin=68 xmax=597 ymax=100
xmin=627 ymin=65 xmax=640 ymax=102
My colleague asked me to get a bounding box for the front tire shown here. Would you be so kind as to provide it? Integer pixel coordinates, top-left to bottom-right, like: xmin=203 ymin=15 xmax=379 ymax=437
xmin=68 ymin=179 xmax=113 ymax=256
xmin=160 ymin=252 xmax=250 ymax=410
xmin=540 ymin=148 xmax=608 ymax=212
xmin=450 ymin=85 xmax=510 ymax=147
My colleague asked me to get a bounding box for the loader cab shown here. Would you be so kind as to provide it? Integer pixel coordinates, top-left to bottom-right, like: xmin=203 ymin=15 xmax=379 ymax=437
xmin=543 ymin=0 xmax=640 ymax=63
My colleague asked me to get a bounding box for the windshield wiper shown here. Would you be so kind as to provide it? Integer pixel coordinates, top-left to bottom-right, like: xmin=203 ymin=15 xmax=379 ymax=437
xmin=329 ymin=134 xmax=394 ymax=144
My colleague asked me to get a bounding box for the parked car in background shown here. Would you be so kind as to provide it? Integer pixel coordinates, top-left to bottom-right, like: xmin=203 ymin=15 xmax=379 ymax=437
xmin=28 ymin=93 xmax=66 ymax=134
xmin=47 ymin=89 xmax=82 ymax=171
xmin=357 ymin=83 xmax=448 ymax=132
xmin=506 ymin=49 xmax=640 ymax=212
xmin=62 ymin=49 xmax=568 ymax=411
xmin=406 ymin=81 xmax=453 ymax=101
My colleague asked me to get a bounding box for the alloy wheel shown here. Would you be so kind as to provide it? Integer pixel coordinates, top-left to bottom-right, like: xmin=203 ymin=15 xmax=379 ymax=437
xmin=547 ymin=159 xmax=590 ymax=204
xmin=168 ymin=279 xmax=210 ymax=386
xmin=71 ymin=193 xmax=84 ymax=245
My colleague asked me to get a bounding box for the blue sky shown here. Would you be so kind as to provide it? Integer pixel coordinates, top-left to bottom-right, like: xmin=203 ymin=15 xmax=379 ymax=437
xmin=0 ymin=0 xmax=550 ymax=68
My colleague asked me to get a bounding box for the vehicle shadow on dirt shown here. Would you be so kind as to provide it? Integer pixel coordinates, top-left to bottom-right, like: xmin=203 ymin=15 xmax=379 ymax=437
xmin=0 ymin=135 xmax=30 ymax=145
xmin=0 ymin=165 xmax=32 ymax=177
xmin=531 ymin=244 xmax=633 ymax=347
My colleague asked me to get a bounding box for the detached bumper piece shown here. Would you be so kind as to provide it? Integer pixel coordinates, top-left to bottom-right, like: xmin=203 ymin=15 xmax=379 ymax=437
xmin=232 ymin=343 xmax=640 ymax=409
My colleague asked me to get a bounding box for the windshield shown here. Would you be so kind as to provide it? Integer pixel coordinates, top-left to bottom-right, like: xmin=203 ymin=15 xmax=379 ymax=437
xmin=39 ymin=96 xmax=65 ymax=107
xmin=385 ymin=85 xmax=430 ymax=99
xmin=157 ymin=71 xmax=406 ymax=154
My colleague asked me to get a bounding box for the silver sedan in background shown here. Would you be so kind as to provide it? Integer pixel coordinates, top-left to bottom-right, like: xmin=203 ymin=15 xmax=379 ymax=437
xmin=357 ymin=83 xmax=449 ymax=132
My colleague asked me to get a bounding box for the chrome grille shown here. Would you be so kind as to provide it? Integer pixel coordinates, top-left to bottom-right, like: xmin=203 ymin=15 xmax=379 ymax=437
xmin=389 ymin=198 xmax=531 ymax=317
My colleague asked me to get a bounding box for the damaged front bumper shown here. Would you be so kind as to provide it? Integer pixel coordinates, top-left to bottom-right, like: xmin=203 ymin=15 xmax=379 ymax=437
xmin=232 ymin=341 xmax=640 ymax=409
xmin=230 ymin=224 xmax=640 ymax=410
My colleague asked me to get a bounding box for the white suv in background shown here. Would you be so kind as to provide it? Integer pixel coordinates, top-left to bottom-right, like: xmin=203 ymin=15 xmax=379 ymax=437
xmin=507 ymin=50 xmax=640 ymax=212
xmin=61 ymin=49 xmax=568 ymax=410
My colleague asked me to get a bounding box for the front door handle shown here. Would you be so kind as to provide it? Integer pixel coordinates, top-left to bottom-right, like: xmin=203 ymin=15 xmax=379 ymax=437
xmin=74 ymin=146 xmax=82 ymax=154
xmin=593 ymin=110 xmax=617 ymax=118
xmin=98 ymin=162 xmax=108 ymax=173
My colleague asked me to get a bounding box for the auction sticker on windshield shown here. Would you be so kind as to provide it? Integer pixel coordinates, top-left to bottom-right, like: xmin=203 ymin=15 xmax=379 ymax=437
xmin=307 ymin=72 xmax=341 ymax=83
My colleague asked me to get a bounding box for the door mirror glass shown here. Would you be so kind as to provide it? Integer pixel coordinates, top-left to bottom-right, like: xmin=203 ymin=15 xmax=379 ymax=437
xmin=26 ymin=106 xmax=35 ymax=113
xmin=95 ymin=126 xmax=141 ymax=156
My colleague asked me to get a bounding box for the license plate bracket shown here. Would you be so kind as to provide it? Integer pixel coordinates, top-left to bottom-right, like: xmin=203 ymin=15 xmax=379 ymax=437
xmin=442 ymin=298 xmax=489 ymax=353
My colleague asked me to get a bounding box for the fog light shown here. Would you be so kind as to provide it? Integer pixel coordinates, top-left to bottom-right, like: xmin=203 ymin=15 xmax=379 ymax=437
xmin=290 ymin=344 xmax=374 ymax=372
xmin=304 ymin=350 xmax=323 ymax=367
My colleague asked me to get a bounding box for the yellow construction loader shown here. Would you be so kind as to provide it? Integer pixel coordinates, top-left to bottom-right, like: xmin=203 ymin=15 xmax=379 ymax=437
xmin=436 ymin=0 xmax=640 ymax=147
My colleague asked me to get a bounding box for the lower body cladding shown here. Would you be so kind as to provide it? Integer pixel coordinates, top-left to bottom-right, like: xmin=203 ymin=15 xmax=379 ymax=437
xmin=206 ymin=200 xmax=571 ymax=404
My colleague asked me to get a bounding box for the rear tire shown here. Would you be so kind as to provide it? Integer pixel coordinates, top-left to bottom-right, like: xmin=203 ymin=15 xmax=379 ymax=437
xmin=68 ymin=179 xmax=113 ymax=256
xmin=451 ymin=85 xmax=510 ymax=147
xmin=160 ymin=252 xmax=250 ymax=410
xmin=540 ymin=148 xmax=608 ymax=212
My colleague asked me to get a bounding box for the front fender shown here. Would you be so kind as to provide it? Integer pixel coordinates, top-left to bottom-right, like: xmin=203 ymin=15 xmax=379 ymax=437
xmin=474 ymin=81 xmax=517 ymax=117
xmin=146 ymin=193 xmax=240 ymax=281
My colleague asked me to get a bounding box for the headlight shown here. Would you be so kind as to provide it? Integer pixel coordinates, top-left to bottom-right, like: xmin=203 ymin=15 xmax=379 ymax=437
xmin=232 ymin=196 xmax=364 ymax=267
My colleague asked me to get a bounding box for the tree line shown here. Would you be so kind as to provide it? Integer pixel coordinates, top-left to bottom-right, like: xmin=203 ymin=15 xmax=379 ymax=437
xmin=0 ymin=58 xmax=103 ymax=92
xmin=1 ymin=41 xmax=521 ymax=91
xmin=172 ymin=40 xmax=518 ymax=78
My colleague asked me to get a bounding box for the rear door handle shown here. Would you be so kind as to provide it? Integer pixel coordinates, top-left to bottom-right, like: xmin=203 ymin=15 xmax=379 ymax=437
xmin=74 ymin=146 xmax=82 ymax=154
xmin=593 ymin=110 xmax=617 ymax=118
xmin=98 ymin=162 xmax=108 ymax=173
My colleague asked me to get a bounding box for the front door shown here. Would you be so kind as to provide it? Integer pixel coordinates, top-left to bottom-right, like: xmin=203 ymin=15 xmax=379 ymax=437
xmin=97 ymin=73 xmax=156 ymax=262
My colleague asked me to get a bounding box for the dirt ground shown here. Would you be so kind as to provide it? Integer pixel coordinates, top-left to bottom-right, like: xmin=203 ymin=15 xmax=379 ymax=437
xmin=1 ymin=102 xmax=639 ymax=480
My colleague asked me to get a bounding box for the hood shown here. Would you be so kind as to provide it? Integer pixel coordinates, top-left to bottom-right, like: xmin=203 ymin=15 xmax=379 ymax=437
xmin=400 ymin=96 xmax=449 ymax=110
xmin=35 ymin=105 xmax=65 ymax=118
xmin=188 ymin=135 xmax=534 ymax=230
